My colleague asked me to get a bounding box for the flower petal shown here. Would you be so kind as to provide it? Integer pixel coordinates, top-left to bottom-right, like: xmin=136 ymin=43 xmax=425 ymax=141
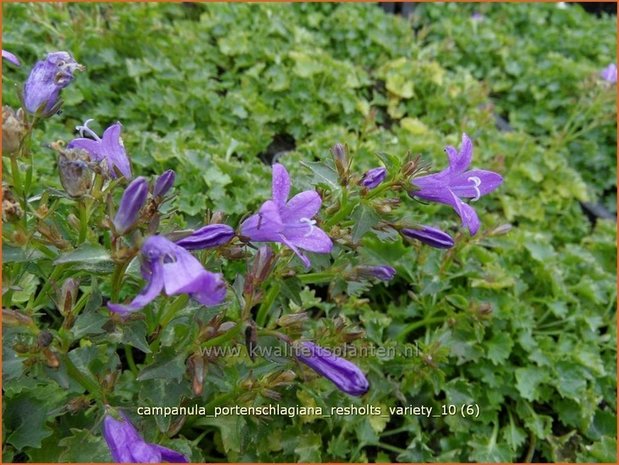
xmin=107 ymin=261 xmax=164 ymax=315
xmin=279 ymin=234 xmax=311 ymax=268
xmin=130 ymin=442 xmax=162 ymax=463
xmin=103 ymin=414 xmax=144 ymax=463
xmin=410 ymin=171 xmax=454 ymax=204
xmin=448 ymin=190 xmax=480 ymax=235
xmin=281 ymin=190 xmax=321 ymax=223
xmin=150 ymin=445 xmax=189 ymax=463
xmin=284 ymin=225 xmax=333 ymax=254
xmin=102 ymin=122 xmax=131 ymax=179
xmin=450 ymin=169 xmax=503 ymax=198
xmin=240 ymin=200 xmax=283 ymax=242
xmin=271 ymin=163 xmax=290 ymax=206
xmin=160 ymin=246 xmax=209 ymax=296
xmin=449 ymin=133 xmax=473 ymax=173
xmin=188 ymin=271 xmax=227 ymax=307
xmin=67 ymin=138 xmax=105 ymax=161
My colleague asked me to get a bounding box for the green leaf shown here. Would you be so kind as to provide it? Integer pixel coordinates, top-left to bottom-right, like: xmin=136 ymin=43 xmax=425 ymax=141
xmin=121 ymin=320 xmax=152 ymax=354
xmin=137 ymin=348 xmax=186 ymax=381
xmin=300 ymin=161 xmax=340 ymax=191
xmin=2 ymin=245 xmax=45 ymax=263
xmin=71 ymin=310 xmax=108 ymax=339
xmin=515 ymin=367 xmax=547 ymax=401
xmin=294 ymin=432 xmax=322 ymax=462
xmin=4 ymin=393 xmax=52 ymax=449
xmin=53 ymin=244 xmax=115 ymax=273
xmin=351 ymin=203 xmax=380 ymax=244
xmin=468 ymin=432 xmax=514 ymax=462
xmin=486 ymin=332 xmax=513 ymax=365
xmin=58 ymin=429 xmax=111 ymax=462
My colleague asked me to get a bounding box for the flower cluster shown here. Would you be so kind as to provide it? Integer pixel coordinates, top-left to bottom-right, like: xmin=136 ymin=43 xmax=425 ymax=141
xmin=3 ymin=50 xmax=507 ymax=463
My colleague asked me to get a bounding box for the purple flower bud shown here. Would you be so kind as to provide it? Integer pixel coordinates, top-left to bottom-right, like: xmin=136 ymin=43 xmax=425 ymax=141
xmin=113 ymin=177 xmax=148 ymax=234
xmin=296 ymin=341 xmax=369 ymax=396
xmin=23 ymin=51 xmax=83 ymax=117
xmin=600 ymin=63 xmax=617 ymax=84
xmin=175 ymin=224 xmax=235 ymax=250
xmin=153 ymin=169 xmax=176 ymax=197
xmin=402 ymin=226 xmax=454 ymax=249
xmin=360 ymin=167 xmax=386 ymax=189
xmin=355 ymin=265 xmax=396 ymax=281
xmin=2 ymin=50 xmax=20 ymax=67
xmin=103 ymin=412 xmax=188 ymax=463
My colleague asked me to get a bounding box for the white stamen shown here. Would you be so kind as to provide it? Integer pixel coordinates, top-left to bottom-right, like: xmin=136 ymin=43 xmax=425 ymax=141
xmin=75 ymin=118 xmax=101 ymax=141
xmin=468 ymin=176 xmax=481 ymax=202
xmin=299 ymin=217 xmax=316 ymax=237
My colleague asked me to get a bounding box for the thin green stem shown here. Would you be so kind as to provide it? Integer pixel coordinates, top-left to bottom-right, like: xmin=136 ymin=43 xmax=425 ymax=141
xmin=61 ymin=353 xmax=103 ymax=400
xmin=376 ymin=442 xmax=406 ymax=454
xmin=297 ymin=272 xmax=336 ymax=284
xmin=78 ymin=200 xmax=89 ymax=244
xmin=524 ymin=430 xmax=536 ymax=463
xmin=29 ymin=265 xmax=67 ymax=311
xmin=200 ymin=322 xmax=242 ymax=349
xmin=397 ymin=316 xmax=447 ymax=341
xmin=324 ymin=188 xmax=351 ymax=229
xmin=124 ymin=345 xmax=139 ymax=376
xmin=110 ymin=261 xmax=130 ymax=302
xmin=256 ymin=282 xmax=280 ymax=327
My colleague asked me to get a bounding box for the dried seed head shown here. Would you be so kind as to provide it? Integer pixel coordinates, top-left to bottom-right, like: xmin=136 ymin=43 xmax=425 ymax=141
xmin=2 ymin=106 xmax=27 ymax=155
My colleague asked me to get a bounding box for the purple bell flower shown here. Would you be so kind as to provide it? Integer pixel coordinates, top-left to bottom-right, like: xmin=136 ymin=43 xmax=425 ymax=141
xmin=401 ymin=225 xmax=455 ymax=249
xmin=23 ymin=51 xmax=83 ymax=116
xmin=240 ymin=163 xmax=333 ymax=268
xmin=103 ymin=412 xmax=188 ymax=463
xmin=68 ymin=119 xmax=131 ymax=179
xmin=360 ymin=167 xmax=386 ymax=189
xmin=175 ymin=224 xmax=235 ymax=250
xmin=107 ymin=235 xmax=226 ymax=315
xmin=600 ymin=63 xmax=617 ymax=84
xmin=296 ymin=341 xmax=369 ymax=396
xmin=113 ymin=177 xmax=149 ymax=234
xmin=410 ymin=133 xmax=503 ymax=235
xmin=153 ymin=169 xmax=176 ymax=197
xmin=2 ymin=50 xmax=20 ymax=66
xmin=355 ymin=265 xmax=396 ymax=281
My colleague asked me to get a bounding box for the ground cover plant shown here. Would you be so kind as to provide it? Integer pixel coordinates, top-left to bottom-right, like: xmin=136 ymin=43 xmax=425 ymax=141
xmin=2 ymin=2 xmax=617 ymax=463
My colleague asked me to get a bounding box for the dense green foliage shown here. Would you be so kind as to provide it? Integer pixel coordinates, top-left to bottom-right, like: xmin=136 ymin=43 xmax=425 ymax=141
xmin=2 ymin=2 xmax=616 ymax=463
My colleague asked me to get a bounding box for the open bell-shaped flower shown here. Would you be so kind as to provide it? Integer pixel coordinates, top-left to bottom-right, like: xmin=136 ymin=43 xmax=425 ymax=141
xmin=240 ymin=163 xmax=332 ymax=268
xmin=410 ymin=133 xmax=503 ymax=235
xmin=107 ymin=235 xmax=226 ymax=315
xmin=68 ymin=120 xmax=132 ymax=179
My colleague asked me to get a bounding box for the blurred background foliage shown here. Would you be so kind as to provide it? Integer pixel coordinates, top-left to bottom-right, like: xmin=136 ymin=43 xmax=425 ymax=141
xmin=2 ymin=2 xmax=616 ymax=463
